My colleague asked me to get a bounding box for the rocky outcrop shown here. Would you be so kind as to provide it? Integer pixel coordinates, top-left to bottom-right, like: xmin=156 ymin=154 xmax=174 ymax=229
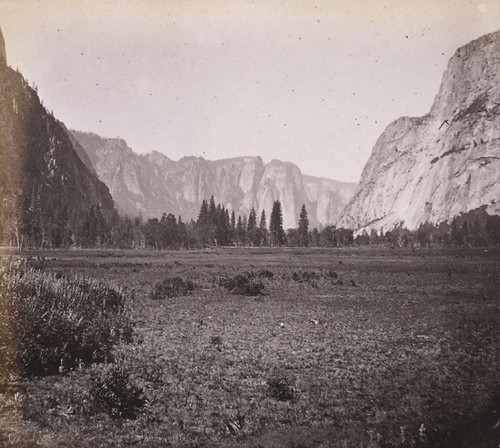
xmin=72 ymin=131 xmax=357 ymax=229
xmin=0 ymin=27 xmax=6 ymax=66
xmin=0 ymin=28 xmax=116 ymax=246
xmin=337 ymin=30 xmax=500 ymax=232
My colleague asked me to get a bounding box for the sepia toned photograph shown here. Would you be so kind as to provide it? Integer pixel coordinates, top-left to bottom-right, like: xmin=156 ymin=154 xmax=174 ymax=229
xmin=0 ymin=1 xmax=499 ymax=446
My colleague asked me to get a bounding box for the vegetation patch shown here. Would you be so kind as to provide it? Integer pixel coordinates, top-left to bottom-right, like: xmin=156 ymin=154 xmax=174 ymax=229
xmin=266 ymin=373 xmax=296 ymax=402
xmin=218 ymin=273 xmax=265 ymax=296
xmin=87 ymin=365 xmax=146 ymax=420
xmin=150 ymin=276 xmax=197 ymax=299
xmin=256 ymin=269 xmax=274 ymax=279
xmin=291 ymin=269 xmax=342 ymax=287
xmin=0 ymin=261 xmax=133 ymax=378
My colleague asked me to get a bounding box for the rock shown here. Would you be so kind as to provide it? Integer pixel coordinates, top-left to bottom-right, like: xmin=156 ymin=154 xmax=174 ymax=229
xmin=0 ymin=31 xmax=116 ymax=247
xmin=0 ymin=27 xmax=6 ymax=66
xmin=337 ymin=30 xmax=500 ymax=233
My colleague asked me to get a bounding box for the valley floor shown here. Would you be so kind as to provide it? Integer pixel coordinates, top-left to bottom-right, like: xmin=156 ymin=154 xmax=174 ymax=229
xmin=1 ymin=247 xmax=499 ymax=447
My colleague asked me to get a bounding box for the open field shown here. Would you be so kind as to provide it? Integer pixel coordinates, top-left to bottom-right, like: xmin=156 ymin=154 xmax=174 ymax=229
xmin=1 ymin=247 xmax=499 ymax=447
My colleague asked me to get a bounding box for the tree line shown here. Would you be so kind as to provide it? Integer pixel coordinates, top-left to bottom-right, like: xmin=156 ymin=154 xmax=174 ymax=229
xmin=353 ymin=206 xmax=500 ymax=248
xmin=109 ymin=197 xmax=296 ymax=249
xmin=76 ymin=201 xmax=500 ymax=249
xmin=4 ymin=194 xmax=499 ymax=249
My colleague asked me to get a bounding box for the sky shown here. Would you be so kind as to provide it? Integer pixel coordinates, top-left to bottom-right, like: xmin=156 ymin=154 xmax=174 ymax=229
xmin=1 ymin=0 xmax=499 ymax=182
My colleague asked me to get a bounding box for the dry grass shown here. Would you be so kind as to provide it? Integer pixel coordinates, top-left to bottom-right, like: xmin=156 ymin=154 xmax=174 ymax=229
xmin=0 ymin=247 xmax=498 ymax=447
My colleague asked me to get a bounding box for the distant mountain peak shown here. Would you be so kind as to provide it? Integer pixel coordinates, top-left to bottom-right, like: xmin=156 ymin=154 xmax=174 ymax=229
xmin=71 ymin=131 xmax=357 ymax=228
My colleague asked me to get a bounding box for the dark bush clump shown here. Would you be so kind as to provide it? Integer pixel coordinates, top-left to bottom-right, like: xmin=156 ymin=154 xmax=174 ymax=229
xmin=88 ymin=365 xmax=145 ymax=419
xmin=326 ymin=270 xmax=338 ymax=280
xmin=0 ymin=261 xmax=133 ymax=377
xmin=150 ymin=277 xmax=197 ymax=300
xmin=291 ymin=269 xmax=342 ymax=286
xmin=219 ymin=273 xmax=264 ymax=296
xmin=291 ymin=270 xmax=321 ymax=285
xmin=210 ymin=335 xmax=222 ymax=348
xmin=326 ymin=269 xmax=343 ymax=284
xmin=257 ymin=269 xmax=274 ymax=279
xmin=266 ymin=374 xmax=295 ymax=401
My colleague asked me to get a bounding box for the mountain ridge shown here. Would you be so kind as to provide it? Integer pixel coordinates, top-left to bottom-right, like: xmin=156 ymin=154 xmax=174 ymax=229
xmin=0 ymin=27 xmax=117 ymax=247
xmin=71 ymin=130 xmax=357 ymax=229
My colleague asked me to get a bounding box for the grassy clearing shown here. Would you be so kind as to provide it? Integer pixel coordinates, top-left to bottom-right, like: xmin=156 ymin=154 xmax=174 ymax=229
xmin=0 ymin=247 xmax=498 ymax=447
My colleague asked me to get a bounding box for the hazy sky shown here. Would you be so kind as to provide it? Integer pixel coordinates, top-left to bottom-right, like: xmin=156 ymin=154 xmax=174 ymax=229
xmin=1 ymin=0 xmax=499 ymax=182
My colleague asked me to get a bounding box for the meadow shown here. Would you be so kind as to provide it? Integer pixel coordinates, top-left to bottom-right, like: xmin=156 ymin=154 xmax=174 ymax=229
xmin=0 ymin=247 xmax=498 ymax=447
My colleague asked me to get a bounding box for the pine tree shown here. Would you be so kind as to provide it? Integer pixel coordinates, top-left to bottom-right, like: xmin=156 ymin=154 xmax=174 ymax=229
xmin=247 ymin=207 xmax=258 ymax=246
xmin=208 ymin=196 xmax=217 ymax=224
xmin=176 ymin=216 xmax=187 ymax=249
xmin=241 ymin=216 xmax=248 ymax=245
xmin=270 ymin=200 xmax=285 ymax=247
xmin=196 ymin=200 xmax=210 ymax=247
xmin=198 ymin=200 xmax=209 ymax=224
xmin=258 ymin=210 xmax=268 ymax=246
xmin=298 ymin=204 xmax=309 ymax=247
xmin=216 ymin=206 xmax=230 ymax=246
xmin=230 ymin=210 xmax=236 ymax=244
xmin=236 ymin=215 xmax=245 ymax=246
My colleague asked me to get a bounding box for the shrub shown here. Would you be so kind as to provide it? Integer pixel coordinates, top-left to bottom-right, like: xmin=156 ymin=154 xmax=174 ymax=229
xmin=150 ymin=277 xmax=197 ymax=300
xmin=210 ymin=335 xmax=222 ymax=349
xmin=0 ymin=261 xmax=133 ymax=377
xmin=326 ymin=270 xmax=338 ymax=280
xmin=291 ymin=270 xmax=321 ymax=285
xmin=326 ymin=269 xmax=343 ymax=285
xmin=266 ymin=374 xmax=295 ymax=401
xmin=88 ymin=365 xmax=145 ymax=419
xmin=257 ymin=269 xmax=274 ymax=279
xmin=291 ymin=269 xmax=342 ymax=286
xmin=219 ymin=273 xmax=264 ymax=296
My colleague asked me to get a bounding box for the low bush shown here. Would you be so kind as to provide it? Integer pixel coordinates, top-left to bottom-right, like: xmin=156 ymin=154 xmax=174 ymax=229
xmin=257 ymin=269 xmax=274 ymax=279
xmin=266 ymin=374 xmax=295 ymax=402
xmin=210 ymin=335 xmax=222 ymax=348
xmin=326 ymin=269 xmax=343 ymax=285
xmin=291 ymin=270 xmax=321 ymax=285
xmin=88 ymin=365 xmax=145 ymax=419
xmin=0 ymin=261 xmax=133 ymax=378
xmin=150 ymin=277 xmax=197 ymax=300
xmin=291 ymin=269 xmax=342 ymax=286
xmin=219 ymin=273 xmax=265 ymax=296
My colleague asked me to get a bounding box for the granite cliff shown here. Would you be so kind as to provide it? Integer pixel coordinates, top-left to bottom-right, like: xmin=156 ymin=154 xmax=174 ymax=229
xmin=337 ymin=30 xmax=500 ymax=232
xmin=0 ymin=28 xmax=116 ymax=247
xmin=72 ymin=131 xmax=356 ymax=229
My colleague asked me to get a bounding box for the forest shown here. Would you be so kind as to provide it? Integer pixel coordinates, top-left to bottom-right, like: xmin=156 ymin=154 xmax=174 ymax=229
xmin=2 ymin=191 xmax=499 ymax=250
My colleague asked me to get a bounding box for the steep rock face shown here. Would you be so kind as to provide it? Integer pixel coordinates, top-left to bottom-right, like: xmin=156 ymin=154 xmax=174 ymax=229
xmin=337 ymin=30 xmax=500 ymax=232
xmin=254 ymin=160 xmax=310 ymax=229
xmin=0 ymin=32 xmax=116 ymax=246
xmin=0 ymin=27 xmax=6 ymax=66
xmin=72 ymin=131 xmax=356 ymax=229
xmin=303 ymin=176 xmax=358 ymax=225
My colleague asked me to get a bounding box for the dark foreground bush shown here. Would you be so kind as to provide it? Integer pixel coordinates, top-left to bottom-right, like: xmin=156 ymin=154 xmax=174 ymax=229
xmin=0 ymin=261 xmax=133 ymax=377
xmin=266 ymin=374 xmax=295 ymax=401
xmin=150 ymin=276 xmax=197 ymax=300
xmin=88 ymin=365 xmax=145 ymax=419
xmin=291 ymin=269 xmax=342 ymax=286
xmin=219 ymin=273 xmax=265 ymax=296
